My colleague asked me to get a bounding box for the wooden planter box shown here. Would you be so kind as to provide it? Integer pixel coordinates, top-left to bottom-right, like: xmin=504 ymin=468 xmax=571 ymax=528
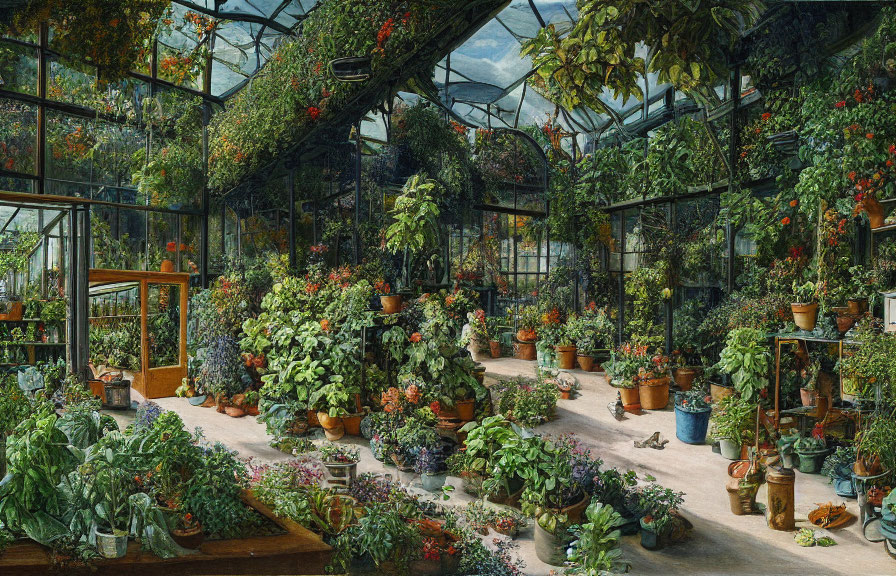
xmin=0 ymin=491 xmax=331 ymax=575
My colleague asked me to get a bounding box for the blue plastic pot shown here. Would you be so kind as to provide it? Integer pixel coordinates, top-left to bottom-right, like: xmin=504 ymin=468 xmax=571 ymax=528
xmin=675 ymin=405 xmax=712 ymax=445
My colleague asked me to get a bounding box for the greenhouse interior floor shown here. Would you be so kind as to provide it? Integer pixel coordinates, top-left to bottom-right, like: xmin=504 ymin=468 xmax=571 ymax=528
xmin=108 ymin=360 xmax=893 ymax=576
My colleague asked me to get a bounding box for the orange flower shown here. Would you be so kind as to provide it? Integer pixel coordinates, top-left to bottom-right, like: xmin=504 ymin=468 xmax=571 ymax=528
xmin=409 ymin=332 xmax=422 ymax=343
xmin=789 ymin=199 xmax=798 ymax=207
xmin=429 ymin=401 xmax=441 ymax=414
xmin=781 ymin=217 xmax=791 ymax=226
xmin=405 ymin=385 xmax=420 ymax=404
xmin=867 ymin=133 xmax=875 ymax=139
xmin=320 ymin=319 xmax=331 ymax=332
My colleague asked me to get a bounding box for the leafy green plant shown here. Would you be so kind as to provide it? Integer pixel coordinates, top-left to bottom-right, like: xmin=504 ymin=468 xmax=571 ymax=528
xmin=717 ymin=328 xmax=770 ymax=402
xmin=384 ymin=175 xmax=441 ymax=290
xmin=566 ymin=500 xmax=629 ymax=575
xmin=856 ymin=414 xmax=896 ymax=474
xmin=709 ymin=396 xmax=759 ymax=445
xmin=493 ymin=376 xmax=559 ymax=429
xmin=566 ymin=306 xmax=615 ymax=354
xmin=627 ymin=483 xmax=685 ymax=536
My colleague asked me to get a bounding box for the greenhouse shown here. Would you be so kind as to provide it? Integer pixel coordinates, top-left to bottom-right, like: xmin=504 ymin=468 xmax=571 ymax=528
xmin=1 ymin=0 xmax=896 ymax=574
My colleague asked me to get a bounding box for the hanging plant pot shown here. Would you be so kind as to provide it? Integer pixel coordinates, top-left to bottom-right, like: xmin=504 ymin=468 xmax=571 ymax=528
xmin=791 ymin=302 xmax=818 ymax=331
xmin=329 ymin=56 xmax=372 ymax=82
xmin=576 ymin=355 xmax=594 ymax=372
xmin=514 ymin=340 xmax=536 ymax=360
xmin=555 ymin=345 xmax=577 ymax=369
xmin=618 ymin=386 xmax=641 ymax=412
xmin=638 ymin=376 xmax=670 ymax=410
xmin=380 ymin=294 xmax=402 ymax=314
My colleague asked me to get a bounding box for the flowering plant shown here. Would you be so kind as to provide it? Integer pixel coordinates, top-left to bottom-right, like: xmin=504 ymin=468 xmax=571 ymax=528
xmin=675 ymin=390 xmax=712 ymax=413
xmin=604 ymin=343 xmax=649 ymax=388
xmin=317 ymin=443 xmax=360 ymax=464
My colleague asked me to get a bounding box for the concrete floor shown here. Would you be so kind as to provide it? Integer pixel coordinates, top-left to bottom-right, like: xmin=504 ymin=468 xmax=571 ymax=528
xmin=113 ymin=359 xmax=895 ymax=575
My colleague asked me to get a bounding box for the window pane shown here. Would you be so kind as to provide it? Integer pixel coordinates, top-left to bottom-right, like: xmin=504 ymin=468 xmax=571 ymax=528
xmin=46 ymin=111 xmax=95 ymax=185
xmin=0 ymin=98 xmax=37 ymax=175
xmin=0 ymin=41 xmax=38 ymax=95
xmin=148 ymin=283 xmax=180 ymax=369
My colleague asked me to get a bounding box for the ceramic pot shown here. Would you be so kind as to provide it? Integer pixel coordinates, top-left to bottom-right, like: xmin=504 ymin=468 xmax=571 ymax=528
xmin=639 ymin=376 xmax=670 ymax=410
xmin=171 ymin=526 xmax=205 ymax=549
xmin=836 ymin=314 xmax=856 ymax=334
xmin=534 ymin=522 xmax=573 ymax=566
xmin=489 ymin=341 xmax=501 ymax=358
xmin=618 ymin=386 xmax=641 ymax=412
xmin=847 ymin=298 xmax=869 ymax=315
xmin=421 ymin=472 xmax=447 ymax=492
xmin=317 ymin=411 xmax=342 ymax=430
xmin=719 ymin=438 xmax=742 ymax=460
xmin=342 ymin=413 xmax=362 ymax=436
xmin=791 ymin=302 xmax=818 ymax=332
xmin=95 ymin=529 xmax=128 ymax=559
xmin=515 ymin=340 xmax=536 ymax=360
xmin=324 ymin=425 xmax=346 ymax=442
xmin=200 ymin=395 xmax=217 ymax=408
xmin=800 ymin=387 xmax=816 ymax=407
xmin=188 ymin=394 xmax=207 ymax=406
xmin=674 ymin=405 xmax=711 ymax=445
xmin=456 ymin=399 xmax=475 ymax=421
xmin=380 ymin=294 xmax=402 ymax=314
xmin=576 ymin=355 xmax=594 ymax=372
xmin=796 ymin=448 xmax=830 ymax=474
xmin=224 ymin=406 xmax=246 ymax=418
xmin=555 ymin=345 xmax=577 ymax=369
xmin=710 ymin=382 xmax=735 ymax=403
xmin=672 ymin=367 xmax=699 ymax=391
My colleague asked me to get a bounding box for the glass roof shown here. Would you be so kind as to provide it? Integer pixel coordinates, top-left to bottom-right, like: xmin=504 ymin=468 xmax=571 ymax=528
xmin=162 ymin=0 xmax=319 ymax=97
xmin=429 ymin=0 xmax=672 ymax=136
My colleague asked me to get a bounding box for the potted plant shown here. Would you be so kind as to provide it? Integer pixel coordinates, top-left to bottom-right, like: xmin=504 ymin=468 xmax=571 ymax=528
xmin=311 ymin=381 xmax=361 ymax=442
xmin=638 ymin=352 xmax=671 ymax=410
xmin=799 ymin=359 xmax=819 ymax=407
xmin=710 ymin=396 xmax=758 ymax=460
xmin=487 ymin=316 xmax=503 ymax=358
xmin=415 ymin=447 xmax=447 ymax=492
xmin=464 ymin=501 xmax=495 ymax=535
xmin=821 ymin=445 xmax=858 ymax=498
xmin=791 ymin=280 xmax=819 ymax=332
xmin=513 ymin=304 xmax=540 ymax=360
xmin=92 ymin=442 xmax=135 ymax=559
xmin=846 ymin=265 xmax=875 ymax=314
xmin=674 ymin=390 xmax=713 ymax=445
xmin=170 ymin=512 xmax=204 ymax=550
xmin=793 ymin=435 xmax=829 ymax=474
xmin=716 ymin=328 xmax=770 ymax=403
xmin=605 ymin=343 xmax=645 ymax=412
xmin=566 ymin=305 xmax=614 ymax=372
xmin=630 ymin=484 xmax=687 ymax=550
xmin=855 ymin=415 xmax=896 ymax=478
xmin=554 ymin=325 xmax=577 ymax=370
xmin=492 ymin=509 xmax=527 ymax=539
xmin=374 ymin=280 xmax=401 ymax=314
xmin=319 ymin=443 xmax=360 ymax=479
xmin=464 ymin=309 xmax=491 ymax=362
xmin=384 ymin=175 xmax=442 ymax=290
xmin=565 ymin=500 xmax=629 ymax=574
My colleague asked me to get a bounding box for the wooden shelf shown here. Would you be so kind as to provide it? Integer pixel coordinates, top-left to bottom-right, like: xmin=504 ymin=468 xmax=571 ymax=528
xmin=871 ymin=223 xmax=896 ymax=234
xmin=2 ymin=342 xmax=65 ymax=347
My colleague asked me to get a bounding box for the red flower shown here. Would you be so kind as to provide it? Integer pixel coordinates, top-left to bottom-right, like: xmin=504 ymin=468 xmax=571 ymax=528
xmin=307 ymin=106 xmax=321 ymax=121
xmin=410 ymin=332 xmax=422 ymax=343
xmin=834 ymin=101 xmax=846 ymax=108
xmin=889 ymin=144 xmax=896 ymax=155
xmin=867 ymin=133 xmax=875 ymax=139
xmin=166 ymin=241 xmax=176 ymax=252
xmin=856 ymin=193 xmax=865 ymax=203
xmin=781 ymin=217 xmax=791 ymax=226
xmin=848 ymin=171 xmax=857 ymax=181
xmin=789 ymin=199 xmax=798 ymax=208
xmin=320 ymin=319 xmax=331 ymax=332
xmin=429 ymin=401 xmax=440 ymax=414
xmin=761 ymin=112 xmax=771 ymax=122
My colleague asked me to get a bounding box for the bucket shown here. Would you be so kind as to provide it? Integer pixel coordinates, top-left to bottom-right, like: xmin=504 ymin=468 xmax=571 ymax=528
xmin=719 ymin=438 xmax=742 ymax=460
xmin=674 ymin=405 xmax=711 ymax=444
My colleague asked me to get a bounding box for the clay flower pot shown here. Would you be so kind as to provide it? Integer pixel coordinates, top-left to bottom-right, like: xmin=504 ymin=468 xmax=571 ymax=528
xmin=576 ymin=355 xmax=594 ymax=372
xmin=791 ymin=302 xmax=818 ymax=332
xmin=618 ymin=386 xmax=640 ymax=412
xmin=380 ymin=294 xmax=402 ymax=314
xmin=455 ymin=399 xmax=475 ymax=421
xmin=847 ymin=298 xmax=869 ymax=315
xmin=224 ymin=406 xmax=246 ymax=418
xmin=515 ymin=340 xmax=536 ymax=360
xmin=160 ymin=259 xmax=175 ymax=273
xmin=800 ymin=387 xmax=816 ymax=407
xmin=672 ymin=367 xmax=699 ymax=391
xmin=516 ymin=328 xmax=536 ymax=343
xmin=639 ymin=376 xmax=670 ymax=410
xmin=171 ymin=525 xmax=205 ymax=549
xmin=489 ymin=340 xmax=501 ymax=358
xmin=863 ymin=197 xmax=885 ymax=229
xmin=342 ymin=413 xmax=362 ymax=436
xmin=555 ymin=345 xmax=577 ymax=369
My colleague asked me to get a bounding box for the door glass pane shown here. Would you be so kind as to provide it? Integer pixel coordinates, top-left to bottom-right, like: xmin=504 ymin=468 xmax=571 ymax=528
xmin=148 ymin=283 xmax=180 ymax=368
xmin=88 ymin=282 xmax=142 ymax=373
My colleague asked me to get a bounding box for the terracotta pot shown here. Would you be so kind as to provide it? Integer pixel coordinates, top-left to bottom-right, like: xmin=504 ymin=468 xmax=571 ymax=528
xmin=342 ymin=413 xmax=362 ymax=436
xmin=0 ymin=301 xmax=23 ymax=321
xmin=847 ymin=298 xmax=869 ymax=315
xmin=515 ymin=340 xmax=536 ymax=360
xmin=563 ymin=492 xmax=590 ymax=524
xmin=836 ymin=314 xmax=856 ymax=334
xmin=639 ymin=377 xmax=670 ymax=410
xmin=456 ymin=399 xmax=475 ymax=421
xmin=171 ymin=526 xmax=205 ymax=549
xmin=814 ymin=395 xmax=829 ymax=419
xmin=673 ymin=367 xmax=699 ymax=391
xmin=864 ymin=196 xmax=885 ymax=229
xmin=791 ymin=302 xmax=818 ymax=332
xmin=489 ymin=340 xmax=501 ymax=358
xmin=380 ymin=294 xmax=402 ymax=314
xmin=799 ymin=387 xmax=816 ymax=407
xmin=246 ymin=405 xmax=260 ymax=416
xmin=317 ymin=411 xmax=343 ymax=430
xmin=325 ymin=425 xmax=345 ymax=442
xmin=560 ymin=389 xmax=571 ymax=400
xmin=200 ymin=395 xmax=217 ymax=408
xmin=224 ymin=406 xmax=246 ymax=418
xmin=711 ymin=382 xmax=735 ymax=403
xmin=88 ymin=379 xmax=105 ymax=400
xmin=576 ymin=355 xmax=594 ymax=372
xmin=618 ymin=386 xmax=640 ymax=412
xmin=216 ymin=395 xmax=228 ymax=414
xmin=555 ymin=345 xmax=577 ymax=369
xmin=516 ymin=328 xmax=536 ymax=343
xmin=160 ymin=259 xmax=175 ymax=273
xmin=307 ymin=410 xmax=321 ymax=428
